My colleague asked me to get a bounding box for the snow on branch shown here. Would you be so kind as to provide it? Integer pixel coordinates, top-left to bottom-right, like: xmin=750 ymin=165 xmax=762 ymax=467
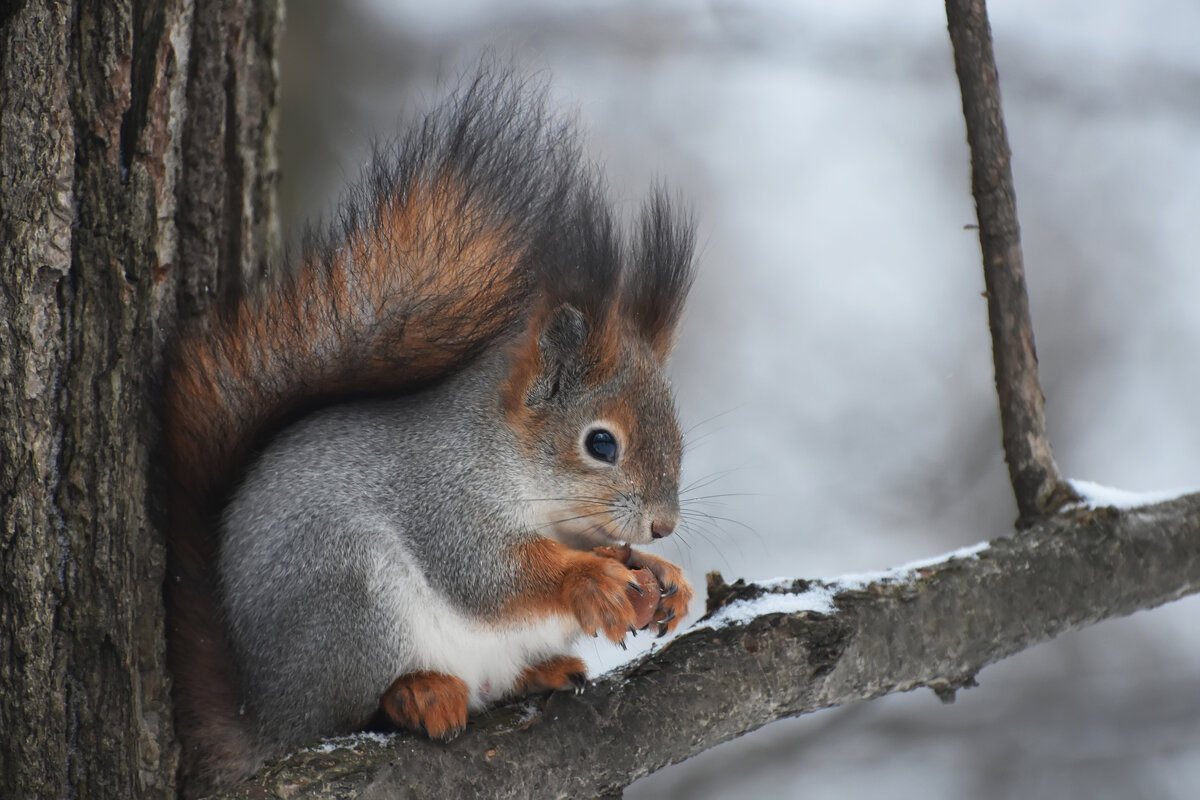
xmin=214 ymin=491 xmax=1200 ymax=800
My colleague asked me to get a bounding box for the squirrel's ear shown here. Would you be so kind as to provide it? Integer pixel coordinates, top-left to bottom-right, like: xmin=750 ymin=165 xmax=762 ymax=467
xmin=537 ymin=304 xmax=588 ymax=366
xmin=524 ymin=304 xmax=589 ymax=408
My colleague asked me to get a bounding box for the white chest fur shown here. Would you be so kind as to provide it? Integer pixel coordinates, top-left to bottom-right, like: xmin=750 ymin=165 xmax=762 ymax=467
xmin=372 ymin=552 xmax=579 ymax=708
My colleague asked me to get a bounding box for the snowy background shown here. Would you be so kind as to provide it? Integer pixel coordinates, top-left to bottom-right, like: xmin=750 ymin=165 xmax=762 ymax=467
xmin=278 ymin=1 xmax=1200 ymax=797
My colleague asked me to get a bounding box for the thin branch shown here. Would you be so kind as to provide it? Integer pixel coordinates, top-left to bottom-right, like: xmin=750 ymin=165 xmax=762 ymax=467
xmin=212 ymin=493 xmax=1200 ymax=800
xmin=945 ymin=0 xmax=1078 ymax=524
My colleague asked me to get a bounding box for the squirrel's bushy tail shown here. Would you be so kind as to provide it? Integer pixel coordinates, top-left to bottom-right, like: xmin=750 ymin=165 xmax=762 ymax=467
xmin=165 ymin=71 xmax=579 ymax=785
xmin=167 ymin=72 xmax=577 ymax=502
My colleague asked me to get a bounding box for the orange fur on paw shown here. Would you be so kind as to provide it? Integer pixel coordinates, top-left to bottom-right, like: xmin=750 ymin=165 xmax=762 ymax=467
xmin=593 ymin=545 xmax=661 ymax=629
xmin=514 ymin=655 xmax=588 ymax=694
xmin=625 ymin=549 xmax=693 ymax=637
xmin=561 ymin=554 xmax=641 ymax=642
xmin=380 ymin=670 xmax=470 ymax=742
xmin=505 ymin=538 xmax=639 ymax=644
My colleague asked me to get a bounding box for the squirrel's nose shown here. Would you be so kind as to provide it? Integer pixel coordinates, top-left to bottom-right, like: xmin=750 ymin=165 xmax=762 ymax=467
xmin=650 ymin=519 xmax=676 ymax=539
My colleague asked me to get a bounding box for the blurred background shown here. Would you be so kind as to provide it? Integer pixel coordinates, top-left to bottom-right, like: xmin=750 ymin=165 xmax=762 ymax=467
xmin=277 ymin=1 xmax=1200 ymax=797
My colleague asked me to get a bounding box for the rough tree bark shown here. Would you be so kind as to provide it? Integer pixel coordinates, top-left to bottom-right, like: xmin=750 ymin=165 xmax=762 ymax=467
xmin=1 ymin=1 xmax=1194 ymax=799
xmin=0 ymin=2 xmax=281 ymax=799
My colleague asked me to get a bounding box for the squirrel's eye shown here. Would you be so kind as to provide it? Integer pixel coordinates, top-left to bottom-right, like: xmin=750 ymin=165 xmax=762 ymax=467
xmin=585 ymin=429 xmax=618 ymax=464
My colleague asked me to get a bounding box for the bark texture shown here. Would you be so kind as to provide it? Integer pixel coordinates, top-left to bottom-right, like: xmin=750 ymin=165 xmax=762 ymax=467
xmin=0 ymin=2 xmax=281 ymax=798
xmin=176 ymin=0 xmax=282 ymax=312
xmin=211 ymin=494 xmax=1200 ymax=800
xmin=945 ymin=0 xmax=1078 ymax=524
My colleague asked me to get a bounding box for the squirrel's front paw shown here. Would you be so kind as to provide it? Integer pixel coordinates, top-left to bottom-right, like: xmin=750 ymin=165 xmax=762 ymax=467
xmin=622 ymin=549 xmax=693 ymax=638
xmin=561 ymin=556 xmax=640 ymax=644
xmin=380 ymin=670 xmax=469 ymax=742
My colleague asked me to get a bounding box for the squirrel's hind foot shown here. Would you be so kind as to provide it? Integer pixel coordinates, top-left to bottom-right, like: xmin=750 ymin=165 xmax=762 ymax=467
xmin=380 ymin=670 xmax=470 ymax=742
xmin=514 ymin=655 xmax=588 ymax=695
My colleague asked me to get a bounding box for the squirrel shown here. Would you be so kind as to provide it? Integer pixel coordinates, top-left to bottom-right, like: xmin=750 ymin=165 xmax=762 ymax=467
xmin=164 ymin=71 xmax=696 ymax=788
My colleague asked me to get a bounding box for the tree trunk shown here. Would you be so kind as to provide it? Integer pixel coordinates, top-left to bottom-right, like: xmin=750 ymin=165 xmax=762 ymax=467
xmin=0 ymin=2 xmax=281 ymax=798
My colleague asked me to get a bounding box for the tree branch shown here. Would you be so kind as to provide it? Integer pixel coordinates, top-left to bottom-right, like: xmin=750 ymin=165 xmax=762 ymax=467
xmin=212 ymin=493 xmax=1200 ymax=800
xmin=945 ymin=0 xmax=1078 ymax=524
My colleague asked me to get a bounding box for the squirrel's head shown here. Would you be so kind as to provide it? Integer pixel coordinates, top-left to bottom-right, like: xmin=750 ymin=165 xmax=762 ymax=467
xmin=503 ymin=302 xmax=684 ymax=548
xmin=502 ymin=186 xmax=694 ymax=548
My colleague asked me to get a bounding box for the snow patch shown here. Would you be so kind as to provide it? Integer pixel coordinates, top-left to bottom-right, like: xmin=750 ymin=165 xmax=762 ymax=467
xmin=831 ymin=541 xmax=990 ymax=589
xmin=308 ymin=731 xmax=394 ymax=754
xmin=701 ymin=541 xmax=989 ymax=630
xmin=705 ymin=584 xmax=837 ymax=629
xmin=1068 ymin=479 xmax=1197 ymax=510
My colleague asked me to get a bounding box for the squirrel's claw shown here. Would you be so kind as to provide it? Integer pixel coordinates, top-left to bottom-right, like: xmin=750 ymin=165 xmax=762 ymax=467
xmin=655 ymin=607 xmax=677 ymax=638
xmin=515 ymin=656 xmax=589 ymax=697
xmin=429 ymin=722 xmax=466 ymax=743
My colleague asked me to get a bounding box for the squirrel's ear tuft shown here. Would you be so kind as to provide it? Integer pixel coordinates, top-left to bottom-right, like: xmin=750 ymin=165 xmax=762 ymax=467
xmin=622 ymin=188 xmax=696 ymax=360
xmin=535 ymin=180 xmax=623 ymax=325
